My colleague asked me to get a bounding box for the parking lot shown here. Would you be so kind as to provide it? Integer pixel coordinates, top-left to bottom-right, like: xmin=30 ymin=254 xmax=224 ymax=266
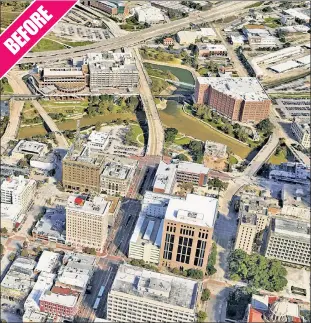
xmin=52 ymin=22 xmax=112 ymax=42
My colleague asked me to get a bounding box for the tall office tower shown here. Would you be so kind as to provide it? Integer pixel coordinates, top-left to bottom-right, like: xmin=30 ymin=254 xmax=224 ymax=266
xmin=159 ymin=194 xmax=218 ymax=271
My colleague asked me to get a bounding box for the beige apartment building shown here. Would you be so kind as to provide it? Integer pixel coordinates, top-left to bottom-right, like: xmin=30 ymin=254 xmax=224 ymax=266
xmin=159 ymin=194 xmax=218 ymax=271
xmin=62 ymin=145 xmax=105 ymax=193
xmin=107 ymin=264 xmax=199 ymax=322
xmin=65 ymin=195 xmax=111 ymax=252
xmin=234 ymin=215 xmax=258 ymax=254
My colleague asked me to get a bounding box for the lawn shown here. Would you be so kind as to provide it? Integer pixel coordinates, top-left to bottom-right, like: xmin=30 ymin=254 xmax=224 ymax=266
xmin=245 ymin=2 xmax=262 ymax=8
xmin=264 ymin=17 xmax=281 ymax=28
xmin=228 ymin=155 xmax=238 ymax=165
xmin=174 ymin=136 xmax=191 ymax=145
xmin=30 ymin=38 xmax=66 ymax=52
xmin=39 ymin=100 xmax=89 ymax=108
xmin=131 ymin=124 xmax=145 ymax=146
xmin=0 ymin=78 xmax=13 ymax=94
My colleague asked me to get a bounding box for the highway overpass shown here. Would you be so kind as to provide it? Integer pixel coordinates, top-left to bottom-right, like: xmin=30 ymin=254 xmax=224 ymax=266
xmin=19 ymin=1 xmax=254 ymax=64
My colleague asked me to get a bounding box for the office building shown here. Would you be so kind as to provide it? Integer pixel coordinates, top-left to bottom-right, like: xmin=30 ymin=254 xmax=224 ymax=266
xmin=107 ymin=264 xmax=199 ymax=322
xmin=159 ymin=194 xmax=218 ymax=270
xmin=30 ymin=153 xmax=55 ymax=171
xmin=133 ymin=4 xmax=165 ymax=24
xmin=39 ymin=287 xmax=81 ymax=321
xmin=86 ymin=130 xmax=111 ymax=152
xmin=234 ymin=215 xmax=257 ymax=254
xmin=129 ymin=191 xmax=182 ymax=263
xmin=284 ymin=8 xmax=310 ymax=23
xmin=11 ymin=140 xmax=48 ymax=160
xmin=100 ymin=156 xmax=137 ymax=196
xmin=1 ymin=203 xmax=23 ymax=232
xmin=281 ymin=184 xmax=310 ymax=221
xmin=86 ymin=51 xmax=139 ymax=91
xmin=87 ymin=0 xmax=129 ymax=16
xmin=153 ymin=161 xmax=209 ymax=194
xmin=1 ymin=175 xmax=36 ymax=212
xmin=269 ymin=162 xmax=310 ymax=184
xmin=62 ymin=144 xmax=105 ymax=193
xmin=234 ymin=187 xmax=279 ymax=254
xmin=35 ymin=251 xmax=61 ymax=274
xmin=242 ymin=25 xmax=278 ymax=48
xmin=56 ymin=253 xmax=95 ymax=293
xmin=1 ymin=257 xmax=36 ymax=303
xmin=197 ymin=44 xmax=227 ymax=57
xmin=265 ymin=218 xmax=310 ymax=266
xmin=32 ymin=207 xmax=66 ymax=244
xmin=65 ymin=195 xmax=111 ymax=252
xmin=24 ymin=272 xmax=56 ymax=316
xmin=194 ymin=77 xmax=271 ymax=123
xmin=291 ymin=121 xmax=310 ymax=149
xmin=34 ymin=67 xmax=87 ymax=93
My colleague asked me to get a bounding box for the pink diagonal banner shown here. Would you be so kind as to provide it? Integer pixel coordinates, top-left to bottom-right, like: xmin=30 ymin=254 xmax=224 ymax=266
xmin=0 ymin=0 xmax=78 ymax=78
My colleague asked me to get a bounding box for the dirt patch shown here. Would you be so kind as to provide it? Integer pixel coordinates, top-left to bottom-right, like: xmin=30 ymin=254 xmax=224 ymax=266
xmin=203 ymin=155 xmax=227 ymax=171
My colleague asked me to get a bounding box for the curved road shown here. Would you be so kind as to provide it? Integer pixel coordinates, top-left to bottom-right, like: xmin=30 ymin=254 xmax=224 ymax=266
xmin=20 ymin=1 xmax=255 ymax=64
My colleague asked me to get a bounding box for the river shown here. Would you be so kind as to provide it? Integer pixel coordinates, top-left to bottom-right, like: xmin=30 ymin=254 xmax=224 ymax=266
xmin=150 ymin=63 xmax=252 ymax=159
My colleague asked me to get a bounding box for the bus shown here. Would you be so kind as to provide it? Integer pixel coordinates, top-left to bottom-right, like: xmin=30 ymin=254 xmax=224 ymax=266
xmin=93 ymin=298 xmax=101 ymax=310
xmin=98 ymin=285 xmax=105 ymax=297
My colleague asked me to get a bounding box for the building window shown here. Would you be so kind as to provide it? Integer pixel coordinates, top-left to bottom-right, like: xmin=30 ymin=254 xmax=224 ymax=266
xmin=176 ymin=236 xmax=192 ymax=264
xmin=163 ymin=233 xmax=174 ymax=260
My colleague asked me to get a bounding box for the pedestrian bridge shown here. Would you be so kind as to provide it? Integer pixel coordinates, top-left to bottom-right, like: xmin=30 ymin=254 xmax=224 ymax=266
xmin=165 ymin=79 xmax=195 ymax=90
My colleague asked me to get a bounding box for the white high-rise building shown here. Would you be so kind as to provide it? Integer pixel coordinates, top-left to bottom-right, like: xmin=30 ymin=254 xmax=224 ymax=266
xmin=107 ymin=264 xmax=199 ymax=322
xmin=1 ymin=176 xmax=36 ymax=212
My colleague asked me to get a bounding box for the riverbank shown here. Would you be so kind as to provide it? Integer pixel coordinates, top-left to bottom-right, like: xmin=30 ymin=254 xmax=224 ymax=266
xmin=159 ymin=101 xmax=252 ymax=159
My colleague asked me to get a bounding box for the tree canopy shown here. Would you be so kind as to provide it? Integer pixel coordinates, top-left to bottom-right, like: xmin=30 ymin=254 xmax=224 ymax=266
xmin=228 ymin=249 xmax=288 ymax=292
xmin=164 ymin=128 xmax=178 ymax=143
xmin=188 ymin=140 xmax=204 ymax=163
xmin=201 ymin=288 xmax=211 ymax=301
xmin=256 ymin=119 xmax=274 ymax=135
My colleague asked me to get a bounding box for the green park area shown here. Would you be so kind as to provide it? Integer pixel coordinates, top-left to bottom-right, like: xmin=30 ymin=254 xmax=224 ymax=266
xmin=31 ymin=38 xmax=67 ymax=52
xmin=1 ymin=1 xmax=30 ymax=29
xmin=264 ymin=17 xmax=281 ymax=28
xmin=20 ymin=102 xmax=43 ymax=126
xmin=140 ymin=47 xmax=182 ymax=65
xmin=120 ymin=16 xmax=148 ymax=31
xmin=0 ymin=78 xmax=13 ymax=94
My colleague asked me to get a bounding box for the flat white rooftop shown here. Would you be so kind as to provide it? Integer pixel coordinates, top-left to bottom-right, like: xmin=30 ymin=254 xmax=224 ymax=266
xmin=44 ymin=68 xmax=83 ymax=77
xmin=1 ymin=203 xmax=22 ymax=221
xmin=165 ymin=194 xmax=218 ymax=228
xmin=153 ymin=161 xmax=177 ymax=194
xmin=197 ymin=77 xmax=269 ymax=101
xmin=35 ymin=251 xmax=60 ymax=274
xmin=66 ymin=195 xmax=110 ymax=216
xmin=1 ymin=175 xmax=35 ymax=193
xmin=40 ymin=291 xmax=78 ymax=307
xmin=198 ymin=44 xmax=227 ymax=52
xmin=177 ymin=161 xmax=209 ymax=175
xmin=111 ymin=264 xmax=198 ymax=309
xmin=88 ymin=131 xmax=110 ymax=144
xmin=12 ymin=140 xmax=47 ymax=156
xmin=296 ymin=55 xmax=310 ymax=65
xmin=273 ymin=218 xmax=310 ymax=241
xmin=269 ymin=60 xmax=301 ymax=73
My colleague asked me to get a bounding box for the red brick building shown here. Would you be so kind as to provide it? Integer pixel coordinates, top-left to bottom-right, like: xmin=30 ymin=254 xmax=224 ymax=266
xmin=163 ymin=37 xmax=174 ymax=46
xmin=194 ymin=77 xmax=271 ymax=123
xmin=39 ymin=287 xmax=81 ymax=320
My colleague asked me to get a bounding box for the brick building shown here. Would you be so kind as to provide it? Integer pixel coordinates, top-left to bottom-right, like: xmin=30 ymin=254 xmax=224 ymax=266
xmin=159 ymin=194 xmax=218 ymax=271
xmin=194 ymin=77 xmax=271 ymax=123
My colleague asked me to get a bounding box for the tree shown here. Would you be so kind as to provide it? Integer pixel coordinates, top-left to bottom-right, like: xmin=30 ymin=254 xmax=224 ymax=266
xmin=186 ymin=268 xmax=204 ymax=279
xmin=201 ymin=288 xmax=211 ymax=301
xmin=0 ymin=243 xmax=3 ymax=255
xmin=256 ymin=118 xmax=274 ymax=134
xmin=1 ymin=227 xmax=8 ymax=234
xmin=197 ymin=311 xmax=207 ymax=322
xmin=21 ymin=249 xmax=29 ymax=257
xmin=8 ymin=252 xmax=16 ymax=261
xmin=207 ymin=242 xmax=217 ymax=275
xmin=188 ymin=140 xmax=204 ymax=163
xmin=164 ymin=128 xmax=178 ymax=143
xmin=128 ymin=96 xmax=139 ymax=112
xmin=175 ymin=154 xmax=189 ymax=161
xmin=228 ymin=250 xmax=288 ymax=292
